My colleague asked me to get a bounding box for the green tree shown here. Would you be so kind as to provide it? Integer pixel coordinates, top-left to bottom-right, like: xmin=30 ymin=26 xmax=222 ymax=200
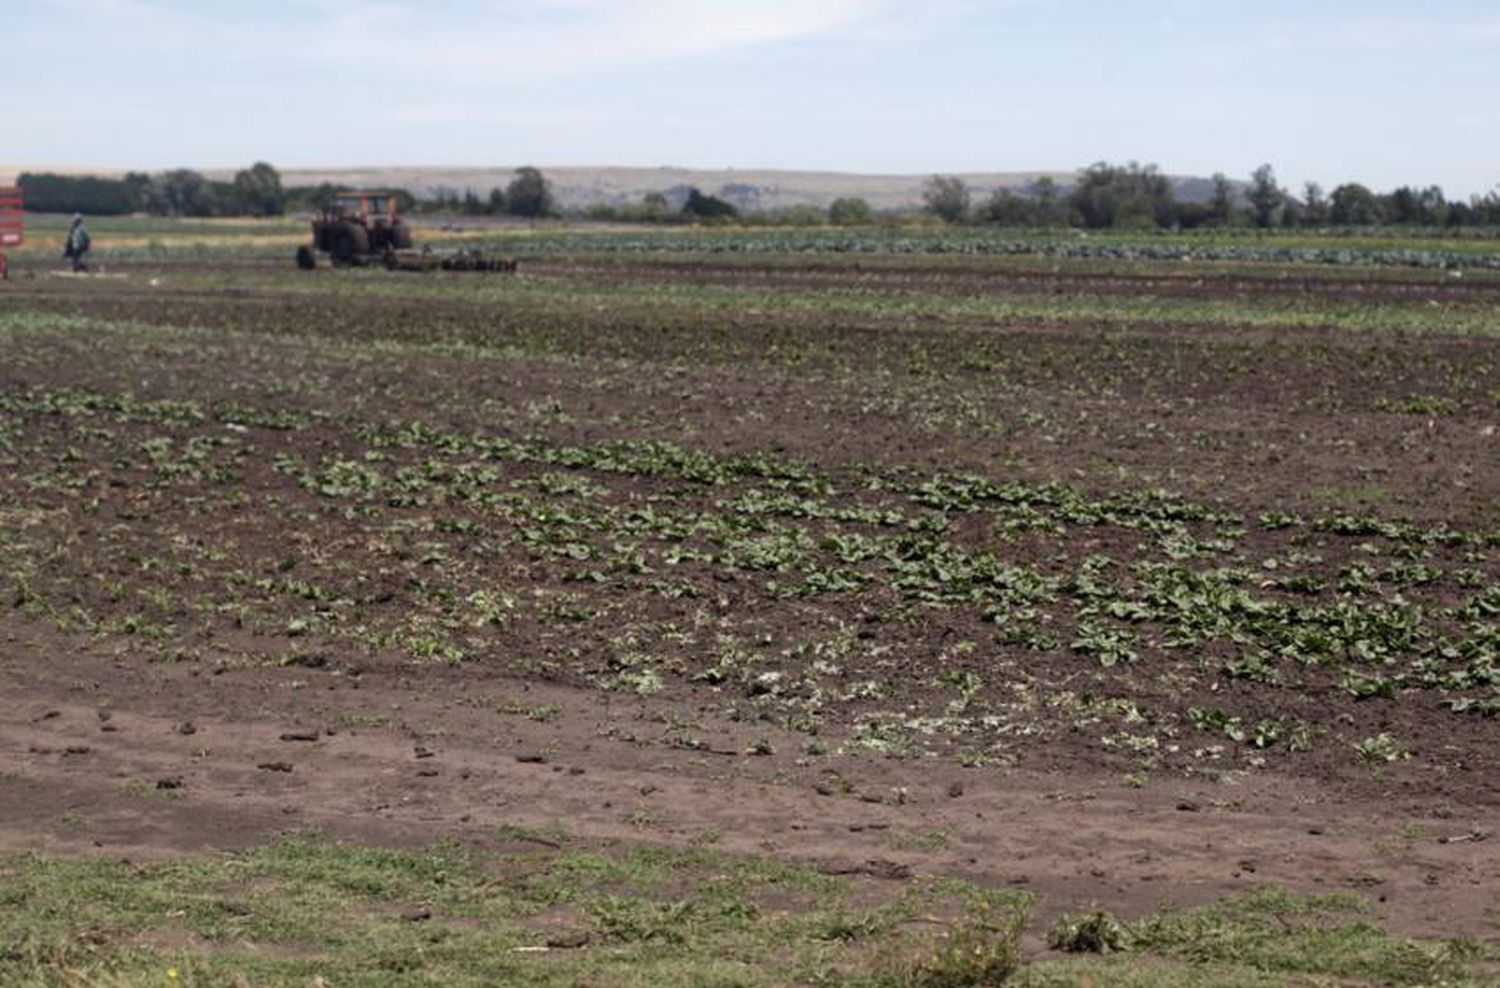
xmin=150 ymin=169 xmax=218 ymax=217
xmin=505 ymin=166 xmax=556 ymax=218
xmin=1386 ymin=185 xmax=1448 ymax=225
xmin=1328 ymin=183 xmax=1382 ymax=225
xmin=1209 ymin=173 xmax=1235 ymax=225
xmin=1417 ymin=185 xmax=1448 ymax=225
xmin=486 ymin=187 xmax=507 ymax=215
xmin=1247 ymin=164 xmax=1283 ymax=228
xmin=1279 ymin=194 xmax=1303 ymax=228
xmin=286 ymin=182 xmax=342 ymax=212
xmin=123 ymin=171 xmax=153 ymax=212
xmin=1069 ymin=161 xmax=1175 ymax=229
xmin=1470 ymin=189 xmax=1500 ymax=225
xmin=1301 ymin=182 xmax=1329 ymax=226
xmin=778 ymin=204 xmax=825 ymax=227
xmin=922 ymin=175 xmax=970 ymax=223
xmin=978 ymin=188 xmax=1036 ymax=225
xmin=1029 ymin=176 xmax=1062 ymax=225
xmin=639 ymin=192 xmax=671 ymax=222
xmin=16 ymin=172 xmax=137 ymax=215
xmin=827 ymin=196 xmax=873 ymax=225
xmin=231 ymin=161 xmax=285 ymax=217
xmin=681 ymin=187 xmax=739 ymax=220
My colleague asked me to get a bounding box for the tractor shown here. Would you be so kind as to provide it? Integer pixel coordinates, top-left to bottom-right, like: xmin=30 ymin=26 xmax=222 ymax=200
xmin=295 ymin=191 xmax=515 ymax=273
xmin=296 ymin=191 xmax=412 ymax=269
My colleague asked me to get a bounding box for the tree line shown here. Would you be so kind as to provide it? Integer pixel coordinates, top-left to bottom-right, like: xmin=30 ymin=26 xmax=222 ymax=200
xmin=19 ymin=164 xmax=288 ymax=217
xmin=18 ymin=160 xmax=1500 ymax=229
xmin=16 ymin=163 xmax=561 ymax=220
xmin=16 ymin=162 xmax=748 ymax=225
xmin=924 ymin=162 xmax=1500 ymax=229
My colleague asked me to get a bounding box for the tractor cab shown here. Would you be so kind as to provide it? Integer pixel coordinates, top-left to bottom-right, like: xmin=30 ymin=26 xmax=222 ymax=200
xmin=331 ymin=192 xmax=397 ymax=225
xmin=0 ymin=186 xmax=22 ymax=280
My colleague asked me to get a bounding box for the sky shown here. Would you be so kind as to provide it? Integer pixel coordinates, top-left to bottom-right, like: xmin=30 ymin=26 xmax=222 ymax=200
xmin=6 ymin=0 xmax=1499 ymax=196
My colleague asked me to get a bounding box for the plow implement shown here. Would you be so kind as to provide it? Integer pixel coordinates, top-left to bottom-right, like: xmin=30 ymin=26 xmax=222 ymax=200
xmin=382 ymin=248 xmax=518 ymax=273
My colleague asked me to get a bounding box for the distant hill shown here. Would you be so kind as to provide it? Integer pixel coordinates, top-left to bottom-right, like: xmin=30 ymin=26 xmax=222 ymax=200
xmin=2 ymin=164 xmax=1224 ymax=210
xmin=218 ymin=166 xmax=1080 ymax=212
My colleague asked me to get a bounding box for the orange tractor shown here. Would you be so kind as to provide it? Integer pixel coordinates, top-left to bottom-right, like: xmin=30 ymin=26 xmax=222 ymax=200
xmin=0 ymin=186 xmax=22 ymax=280
xmin=296 ymin=191 xmax=411 ymax=268
xmin=295 ymin=191 xmax=514 ymax=273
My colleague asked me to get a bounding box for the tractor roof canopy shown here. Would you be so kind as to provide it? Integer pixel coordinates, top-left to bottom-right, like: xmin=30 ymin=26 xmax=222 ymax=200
xmin=333 ymin=192 xmax=399 ymax=222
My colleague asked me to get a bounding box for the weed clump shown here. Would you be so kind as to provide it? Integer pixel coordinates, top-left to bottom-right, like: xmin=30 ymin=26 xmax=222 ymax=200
xmin=1047 ymin=909 xmax=1132 ymax=953
xmin=879 ymin=901 xmax=1030 ymax=987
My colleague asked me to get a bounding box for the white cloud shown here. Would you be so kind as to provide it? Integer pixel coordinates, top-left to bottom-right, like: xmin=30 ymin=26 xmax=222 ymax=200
xmin=47 ymin=0 xmax=914 ymax=81
xmin=835 ymin=0 xmax=991 ymax=44
xmin=1334 ymin=14 xmax=1500 ymax=50
xmin=423 ymin=0 xmax=879 ymax=76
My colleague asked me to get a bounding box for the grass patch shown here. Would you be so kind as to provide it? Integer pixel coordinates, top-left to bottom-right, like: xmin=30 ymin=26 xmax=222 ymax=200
xmin=1021 ymin=887 xmax=1489 ymax=987
xmin=0 ymin=838 xmax=1489 ymax=986
xmin=0 ymin=833 xmax=1024 ymax=987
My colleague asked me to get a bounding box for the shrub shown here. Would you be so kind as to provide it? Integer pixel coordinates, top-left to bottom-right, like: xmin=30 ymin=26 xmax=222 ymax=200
xmin=829 ymin=196 xmax=875 ymax=225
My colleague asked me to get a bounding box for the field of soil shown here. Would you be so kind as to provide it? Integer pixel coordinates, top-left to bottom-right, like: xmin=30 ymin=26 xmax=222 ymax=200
xmin=2 ymin=240 xmax=1499 ymax=983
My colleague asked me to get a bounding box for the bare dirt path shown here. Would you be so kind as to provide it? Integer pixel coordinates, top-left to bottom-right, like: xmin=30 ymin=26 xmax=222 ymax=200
xmin=4 ymin=617 xmax=1496 ymax=943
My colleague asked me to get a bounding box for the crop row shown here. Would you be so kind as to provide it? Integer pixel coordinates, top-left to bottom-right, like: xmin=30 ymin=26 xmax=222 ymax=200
xmin=465 ymin=230 xmax=1500 ymax=270
xmin=3 ymin=386 xmax=1499 ymax=782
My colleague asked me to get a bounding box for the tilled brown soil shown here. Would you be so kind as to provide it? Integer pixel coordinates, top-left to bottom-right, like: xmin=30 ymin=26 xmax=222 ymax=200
xmin=4 ymin=620 xmax=1497 ymax=941
xmin=2 ymin=257 xmax=1499 ymax=942
xmin=520 ymin=256 xmax=1500 ymax=305
xmin=8 ymin=267 xmax=1500 ymax=523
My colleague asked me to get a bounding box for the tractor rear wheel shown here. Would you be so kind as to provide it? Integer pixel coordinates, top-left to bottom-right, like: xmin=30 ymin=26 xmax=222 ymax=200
xmin=330 ymin=222 xmax=370 ymax=266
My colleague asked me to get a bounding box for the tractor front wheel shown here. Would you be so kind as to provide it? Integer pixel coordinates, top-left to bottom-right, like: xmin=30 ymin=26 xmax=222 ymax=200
xmin=295 ymin=245 xmax=316 ymax=270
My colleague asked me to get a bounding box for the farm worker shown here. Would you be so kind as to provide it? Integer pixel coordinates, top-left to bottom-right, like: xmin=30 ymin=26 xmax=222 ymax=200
xmin=63 ymin=214 xmax=91 ymax=272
